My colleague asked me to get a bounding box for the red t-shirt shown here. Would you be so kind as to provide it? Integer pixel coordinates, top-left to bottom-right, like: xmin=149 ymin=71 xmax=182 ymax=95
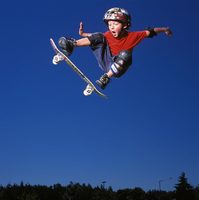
xmin=104 ymin=31 xmax=147 ymax=56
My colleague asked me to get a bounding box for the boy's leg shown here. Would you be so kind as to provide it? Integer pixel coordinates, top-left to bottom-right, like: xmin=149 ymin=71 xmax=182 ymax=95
xmin=58 ymin=37 xmax=91 ymax=56
xmin=58 ymin=37 xmax=77 ymax=56
xmin=52 ymin=37 xmax=78 ymax=64
xmin=96 ymin=50 xmax=132 ymax=89
xmin=110 ymin=50 xmax=132 ymax=78
xmin=87 ymin=33 xmax=114 ymax=89
xmin=58 ymin=33 xmax=112 ymax=71
xmin=87 ymin=33 xmax=113 ymax=72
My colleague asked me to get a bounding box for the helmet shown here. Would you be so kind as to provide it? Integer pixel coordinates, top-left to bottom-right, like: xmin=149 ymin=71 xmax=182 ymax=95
xmin=103 ymin=7 xmax=131 ymax=29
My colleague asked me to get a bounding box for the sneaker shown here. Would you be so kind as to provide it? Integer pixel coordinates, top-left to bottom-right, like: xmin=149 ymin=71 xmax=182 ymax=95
xmin=52 ymin=53 xmax=64 ymax=65
xmin=96 ymin=74 xmax=110 ymax=89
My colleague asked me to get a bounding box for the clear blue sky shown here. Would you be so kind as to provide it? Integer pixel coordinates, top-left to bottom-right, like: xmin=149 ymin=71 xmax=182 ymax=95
xmin=0 ymin=0 xmax=198 ymax=191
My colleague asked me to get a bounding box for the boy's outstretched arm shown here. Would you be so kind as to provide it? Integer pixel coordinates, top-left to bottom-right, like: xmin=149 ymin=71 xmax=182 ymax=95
xmin=146 ymin=27 xmax=173 ymax=37
xmin=79 ymin=22 xmax=92 ymax=37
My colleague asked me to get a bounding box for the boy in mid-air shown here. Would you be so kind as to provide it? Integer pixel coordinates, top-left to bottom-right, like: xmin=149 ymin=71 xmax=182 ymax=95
xmin=54 ymin=7 xmax=172 ymax=91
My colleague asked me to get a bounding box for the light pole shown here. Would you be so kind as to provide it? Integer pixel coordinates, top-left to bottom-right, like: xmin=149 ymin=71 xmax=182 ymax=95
xmin=158 ymin=177 xmax=173 ymax=191
xmin=101 ymin=181 xmax=106 ymax=189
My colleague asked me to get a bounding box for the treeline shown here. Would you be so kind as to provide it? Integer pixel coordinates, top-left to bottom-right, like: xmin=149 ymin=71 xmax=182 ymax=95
xmin=0 ymin=172 xmax=199 ymax=200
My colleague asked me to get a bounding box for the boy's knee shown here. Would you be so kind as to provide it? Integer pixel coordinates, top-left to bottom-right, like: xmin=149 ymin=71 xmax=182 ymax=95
xmin=117 ymin=50 xmax=132 ymax=64
xmin=58 ymin=37 xmax=76 ymax=56
xmin=87 ymin=33 xmax=105 ymax=47
xmin=111 ymin=50 xmax=132 ymax=77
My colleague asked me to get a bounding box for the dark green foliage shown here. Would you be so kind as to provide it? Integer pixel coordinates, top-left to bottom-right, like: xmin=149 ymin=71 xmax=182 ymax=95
xmin=174 ymin=172 xmax=195 ymax=200
xmin=0 ymin=172 xmax=198 ymax=200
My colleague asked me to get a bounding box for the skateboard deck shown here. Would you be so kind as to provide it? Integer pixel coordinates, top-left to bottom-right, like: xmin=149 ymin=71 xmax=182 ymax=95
xmin=50 ymin=38 xmax=107 ymax=98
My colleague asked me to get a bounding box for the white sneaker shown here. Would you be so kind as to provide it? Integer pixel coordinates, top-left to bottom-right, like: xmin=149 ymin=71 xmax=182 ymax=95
xmin=52 ymin=53 xmax=64 ymax=65
xmin=83 ymin=84 xmax=94 ymax=96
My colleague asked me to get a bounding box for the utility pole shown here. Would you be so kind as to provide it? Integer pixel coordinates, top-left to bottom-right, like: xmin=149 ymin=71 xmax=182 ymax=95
xmin=158 ymin=177 xmax=173 ymax=191
xmin=101 ymin=181 xmax=106 ymax=189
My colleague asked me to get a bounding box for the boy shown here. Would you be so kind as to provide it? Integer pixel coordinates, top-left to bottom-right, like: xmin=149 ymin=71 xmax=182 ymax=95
xmin=54 ymin=7 xmax=172 ymax=90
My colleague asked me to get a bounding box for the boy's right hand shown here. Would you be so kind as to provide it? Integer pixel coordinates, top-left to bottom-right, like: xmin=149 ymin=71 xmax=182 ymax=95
xmin=78 ymin=22 xmax=91 ymax=37
xmin=79 ymin=22 xmax=84 ymax=36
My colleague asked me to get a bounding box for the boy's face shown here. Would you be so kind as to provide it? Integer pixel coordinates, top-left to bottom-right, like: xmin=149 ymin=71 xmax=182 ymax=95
xmin=108 ymin=20 xmax=126 ymax=37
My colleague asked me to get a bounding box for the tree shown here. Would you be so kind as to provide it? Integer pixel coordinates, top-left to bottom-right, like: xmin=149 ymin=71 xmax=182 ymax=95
xmin=194 ymin=186 xmax=199 ymax=200
xmin=174 ymin=172 xmax=195 ymax=200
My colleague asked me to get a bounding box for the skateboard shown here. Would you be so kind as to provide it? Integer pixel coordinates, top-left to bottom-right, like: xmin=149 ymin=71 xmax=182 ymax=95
xmin=50 ymin=38 xmax=107 ymax=99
